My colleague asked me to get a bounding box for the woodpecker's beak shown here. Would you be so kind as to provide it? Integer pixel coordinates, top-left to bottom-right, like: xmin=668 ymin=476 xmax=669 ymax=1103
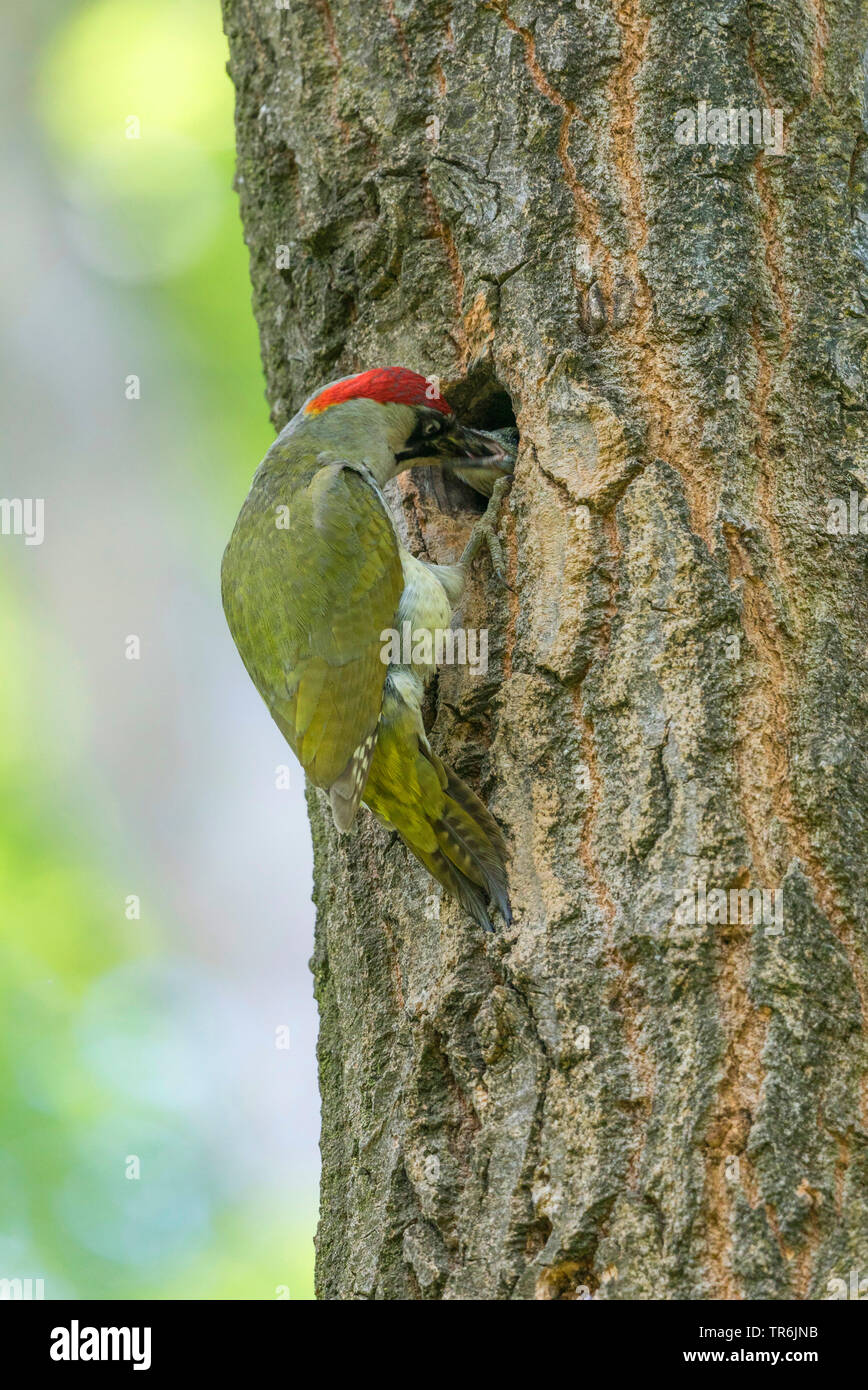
xmin=442 ymin=423 xmax=511 ymax=467
xmin=400 ymin=422 xmax=513 ymax=473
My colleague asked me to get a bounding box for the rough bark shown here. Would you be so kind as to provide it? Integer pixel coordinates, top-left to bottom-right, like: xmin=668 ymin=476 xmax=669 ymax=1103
xmin=223 ymin=0 xmax=868 ymax=1299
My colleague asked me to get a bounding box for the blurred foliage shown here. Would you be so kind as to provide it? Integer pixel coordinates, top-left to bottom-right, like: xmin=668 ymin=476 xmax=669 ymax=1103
xmin=39 ymin=0 xmax=273 ymax=495
xmin=0 ymin=0 xmax=313 ymax=1298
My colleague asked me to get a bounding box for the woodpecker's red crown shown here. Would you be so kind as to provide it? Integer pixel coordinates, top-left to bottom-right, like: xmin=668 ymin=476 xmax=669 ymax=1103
xmin=304 ymin=367 xmax=453 ymax=418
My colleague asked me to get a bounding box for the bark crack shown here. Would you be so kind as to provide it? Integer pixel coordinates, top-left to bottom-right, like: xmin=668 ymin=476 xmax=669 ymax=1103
xmin=485 ymin=0 xmax=611 ymax=302
xmin=607 ymin=0 xmax=715 ymax=545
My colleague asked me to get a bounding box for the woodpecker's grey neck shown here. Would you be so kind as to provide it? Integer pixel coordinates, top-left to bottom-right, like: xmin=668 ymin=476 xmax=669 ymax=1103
xmin=276 ymin=397 xmax=417 ymax=487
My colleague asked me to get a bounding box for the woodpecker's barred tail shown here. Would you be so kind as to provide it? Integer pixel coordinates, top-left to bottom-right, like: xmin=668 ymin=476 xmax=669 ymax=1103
xmin=362 ymin=688 xmax=511 ymax=932
xmin=423 ymin=755 xmax=512 ymax=932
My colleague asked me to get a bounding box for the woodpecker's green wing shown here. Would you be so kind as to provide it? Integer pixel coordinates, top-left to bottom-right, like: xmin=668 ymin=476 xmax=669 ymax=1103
xmin=221 ymin=460 xmax=404 ymax=827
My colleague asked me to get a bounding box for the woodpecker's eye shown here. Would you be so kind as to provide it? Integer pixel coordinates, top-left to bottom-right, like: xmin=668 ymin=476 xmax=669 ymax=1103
xmin=395 ymin=411 xmax=451 ymax=462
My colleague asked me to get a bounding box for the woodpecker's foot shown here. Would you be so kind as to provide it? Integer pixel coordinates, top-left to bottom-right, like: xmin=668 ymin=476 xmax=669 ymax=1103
xmin=459 ymin=475 xmax=513 ymax=587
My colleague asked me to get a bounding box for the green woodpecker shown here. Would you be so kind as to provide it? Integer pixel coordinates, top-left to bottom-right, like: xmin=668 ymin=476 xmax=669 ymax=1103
xmin=221 ymin=367 xmax=514 ymax=931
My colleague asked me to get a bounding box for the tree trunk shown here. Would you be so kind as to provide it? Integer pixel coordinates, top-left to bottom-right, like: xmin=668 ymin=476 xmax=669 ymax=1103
xmin=223 ymin=0 xmax=868 ymax=1299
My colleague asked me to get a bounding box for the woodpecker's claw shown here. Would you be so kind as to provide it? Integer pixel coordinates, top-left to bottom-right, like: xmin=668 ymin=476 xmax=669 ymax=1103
xmin=459 ymin=474 xmax=513 ymax=588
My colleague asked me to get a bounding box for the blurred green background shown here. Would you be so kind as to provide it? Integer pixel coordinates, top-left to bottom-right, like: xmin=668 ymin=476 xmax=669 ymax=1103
xmin=0 ymin=0 xmax=318 ymax=1297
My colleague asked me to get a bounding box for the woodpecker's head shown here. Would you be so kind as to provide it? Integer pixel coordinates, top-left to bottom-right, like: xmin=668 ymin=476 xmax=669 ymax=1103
xmin=291 ymin=367 xmax=512 ymax=481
